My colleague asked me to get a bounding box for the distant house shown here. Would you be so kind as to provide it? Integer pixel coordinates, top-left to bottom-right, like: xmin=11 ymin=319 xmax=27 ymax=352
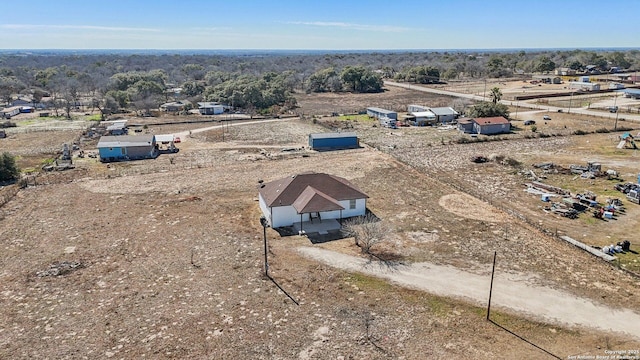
xmin=97 ymin=135 xmax=158 ymax=162
xmin=533 ymin=75 xmax=562 ymax=84
xmin=309 ymin=132 xmax=359 ymax=151
xmin=429 ymin=107 xmax=459 ymax=124
xmin=11 ymin=98 xmax=32 ymax=107
xmin=197 ymin=102 xmax=225 ymax=115
xmin=0 ymin=106 xmax=21 ymax=119
xmin=472 ymin=117 xmax=511 ymax=135
xmin=258 ymin=172 xmax=369 ymax=228
xmin=160 ymin=100 xmax=191 ymax=112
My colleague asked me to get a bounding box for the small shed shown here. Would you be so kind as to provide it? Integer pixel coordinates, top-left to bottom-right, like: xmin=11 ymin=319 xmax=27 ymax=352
xmin=472 ymin=117 xmax=511 ymax=135
xmin=407 ymin=104 xmax=429 ymax=113
xmin=410 ymin=111 xmax=436 ymax=126
xmin=106 ymin=122 xmax=128 ymax=135
xmin=457 ymin=118 xmax=474 ymax=133
xmin=429 ymin=107 xmax=459 ymax=124
xmin=97 ymin=135 xmax=158 ymax=162
xmin=309 ymin=132 xmax=359 ymax=151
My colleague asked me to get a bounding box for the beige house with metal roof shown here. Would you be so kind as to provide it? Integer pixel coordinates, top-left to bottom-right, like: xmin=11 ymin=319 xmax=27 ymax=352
xmin=258 ymin=172 xmax=369 ymax=229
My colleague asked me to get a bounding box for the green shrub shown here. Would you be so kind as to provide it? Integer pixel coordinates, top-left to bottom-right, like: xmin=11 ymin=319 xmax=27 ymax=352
xmin=0 ymin=152 xmax=20 ymax=182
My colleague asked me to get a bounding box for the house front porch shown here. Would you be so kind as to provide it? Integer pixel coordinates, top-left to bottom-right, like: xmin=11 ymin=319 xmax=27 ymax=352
xmin=292 ymin=218 xmax=341 ymax=235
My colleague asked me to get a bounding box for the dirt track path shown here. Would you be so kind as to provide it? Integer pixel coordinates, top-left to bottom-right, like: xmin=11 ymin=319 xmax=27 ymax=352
xmin=171 ymin=117 xmax=296 ymax=141
xmin=298 ymin=247 xmax=640 ymax=340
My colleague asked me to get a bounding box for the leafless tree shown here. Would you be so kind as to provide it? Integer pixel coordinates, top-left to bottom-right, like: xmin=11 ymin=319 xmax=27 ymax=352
xmin=341 ymin=213 xmax=390 ymax=254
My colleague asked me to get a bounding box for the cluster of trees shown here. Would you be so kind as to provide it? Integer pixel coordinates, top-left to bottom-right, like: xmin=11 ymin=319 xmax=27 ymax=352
xmin=203 ymin=71 xmax=298 ymax=115
xmin=0 ymin=49 xmax=638 ymax=117
xmin=0 ymin=152 xmax=19 ymax=182
xmin=304 ymin=65 xmax=383 ymax=93
xmin=394 ymin=65 xmax=440 ymax=84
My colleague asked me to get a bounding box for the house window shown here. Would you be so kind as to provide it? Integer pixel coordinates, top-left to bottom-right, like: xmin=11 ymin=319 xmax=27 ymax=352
xmin=121 ymin=148 xmax=126 ymax=155
xmin=349 ymin=199 xmax=356 ymax=209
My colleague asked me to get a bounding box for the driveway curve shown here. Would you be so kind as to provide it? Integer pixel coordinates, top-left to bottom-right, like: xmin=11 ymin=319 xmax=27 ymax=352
xmin=298 ymin=246 xmax=640 ymax=340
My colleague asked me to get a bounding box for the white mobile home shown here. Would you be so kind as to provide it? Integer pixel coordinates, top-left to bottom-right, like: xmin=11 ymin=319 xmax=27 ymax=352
xmin=569 ymin=82 xmax=600 ymax=91
xmin=367 ymin=107 xmax=397 ymax=128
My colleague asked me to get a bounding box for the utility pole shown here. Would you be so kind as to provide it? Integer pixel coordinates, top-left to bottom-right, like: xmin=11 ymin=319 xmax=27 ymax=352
xmin=487 ymin=251 xmax=497 ymax=320
xmin=260 ymin=215 xmax=269 ymax=276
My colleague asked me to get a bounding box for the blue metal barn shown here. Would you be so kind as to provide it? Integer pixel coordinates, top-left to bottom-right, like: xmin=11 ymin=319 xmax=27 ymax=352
xmin=309 ymin=132 xmax=359 ymax=151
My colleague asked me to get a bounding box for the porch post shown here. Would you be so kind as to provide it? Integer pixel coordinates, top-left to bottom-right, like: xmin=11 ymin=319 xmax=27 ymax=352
xmin=300 ymin=213 xmax=303 ymax=232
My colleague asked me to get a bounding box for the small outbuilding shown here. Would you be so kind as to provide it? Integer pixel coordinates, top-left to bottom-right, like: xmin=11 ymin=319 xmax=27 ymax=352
xmin=407 ymin=104 xmax=429 ymax=113
xmin=106 ymin=122 xmax=128 ymax=135
xmin=97 ymin=135 xmax=158 ymax=162
xmin=309 ymin=132 xmax=359 ymax=151
xmin=410 ymin=111 xmax=437 ymax=126
xmin=429 ymin=107 xmax=459 ymax=124
xmin=457 ymin=118 xmax=474 ymax=133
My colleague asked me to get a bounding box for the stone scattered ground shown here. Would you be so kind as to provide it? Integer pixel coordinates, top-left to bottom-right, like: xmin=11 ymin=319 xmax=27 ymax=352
xmin=1 ymin=89 xmax=640 ymax=359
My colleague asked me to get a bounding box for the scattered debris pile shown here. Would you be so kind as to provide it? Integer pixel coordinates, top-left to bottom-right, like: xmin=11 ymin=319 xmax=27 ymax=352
xmin=614 ymin=182 xmax=640 ymax=204
xmin=525 ymin=181 xmax=570 ymax=196
xmin=602 ymin=240 xmax=632 ymax=256
xmin=36 ymin=261 xmax=85 ymax=277
xmin=525 ymin=178 xmax=627 ymax=220
xmin=532 ymin=161 xmax=618 ymax=180
xmin=471 ymin=155 xmax=488 ymax=163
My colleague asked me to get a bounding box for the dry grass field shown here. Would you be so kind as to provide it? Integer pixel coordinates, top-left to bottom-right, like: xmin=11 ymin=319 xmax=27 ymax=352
xmin=1 ymin=89 xmax=640 ymax=359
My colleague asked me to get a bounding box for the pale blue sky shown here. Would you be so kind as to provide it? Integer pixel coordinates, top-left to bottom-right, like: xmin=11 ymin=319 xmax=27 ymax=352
xmin=1 ymin=0 xmax=638 ymax=50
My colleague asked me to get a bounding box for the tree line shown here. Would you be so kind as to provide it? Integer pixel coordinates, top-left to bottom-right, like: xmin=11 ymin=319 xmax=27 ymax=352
xmin=0 ymin=49 xmax=638 ymax=116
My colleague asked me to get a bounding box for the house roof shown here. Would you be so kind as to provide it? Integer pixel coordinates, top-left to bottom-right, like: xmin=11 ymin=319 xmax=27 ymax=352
xmin=429 ymin=107 xmax=458 ymax=116
xmin=155 ymin=134 xmax=175 ymax=142
xmin=457 ymin=117 xmax=473 ymax=124
xmin=473 ymin=117 xmax=510 ymax=126
xmin=97 ymin=135 xmax=155 ymax=148
xmin=161 ymin=100 xmax=191 ymax=108
xmin=197 ymin=102 xmax=223 ymax=108
xmin=292 ymin=186 xmax=345 ymax=213
xmin=367 ymin=107 xmax=396 ymax=115
xmin=309 ymin=132 xmax=357 ymax=140
xmin=410 ymin=111 xmax=436 ymax=118
xmin=259 ymin=172 xmax=368 ymax=208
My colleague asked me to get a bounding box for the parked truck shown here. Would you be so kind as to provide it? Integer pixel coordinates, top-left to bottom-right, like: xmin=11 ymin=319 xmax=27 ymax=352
xmin=379 ymin=116 xmax=397 ymax=129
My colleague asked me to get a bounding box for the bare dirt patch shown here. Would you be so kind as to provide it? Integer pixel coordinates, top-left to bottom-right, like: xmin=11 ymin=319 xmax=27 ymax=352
xmin=439 ymin=193 xmax=507 ymax=222
xmin=294 ymin=85 xmax=455 ymax=115
xmin=2 ymin=102 xmax=640 ymax=359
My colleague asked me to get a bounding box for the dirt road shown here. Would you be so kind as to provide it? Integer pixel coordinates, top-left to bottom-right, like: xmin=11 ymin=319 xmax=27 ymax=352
xmin=171 ymin=117 xmax=296 ymax=141
xmin=298 ymin=247 xmax=640 ymax=340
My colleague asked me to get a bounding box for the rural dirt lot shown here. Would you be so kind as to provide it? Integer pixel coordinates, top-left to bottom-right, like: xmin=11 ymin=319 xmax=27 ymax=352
xmin=1 ymin=86 xmax=640 ymax=359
